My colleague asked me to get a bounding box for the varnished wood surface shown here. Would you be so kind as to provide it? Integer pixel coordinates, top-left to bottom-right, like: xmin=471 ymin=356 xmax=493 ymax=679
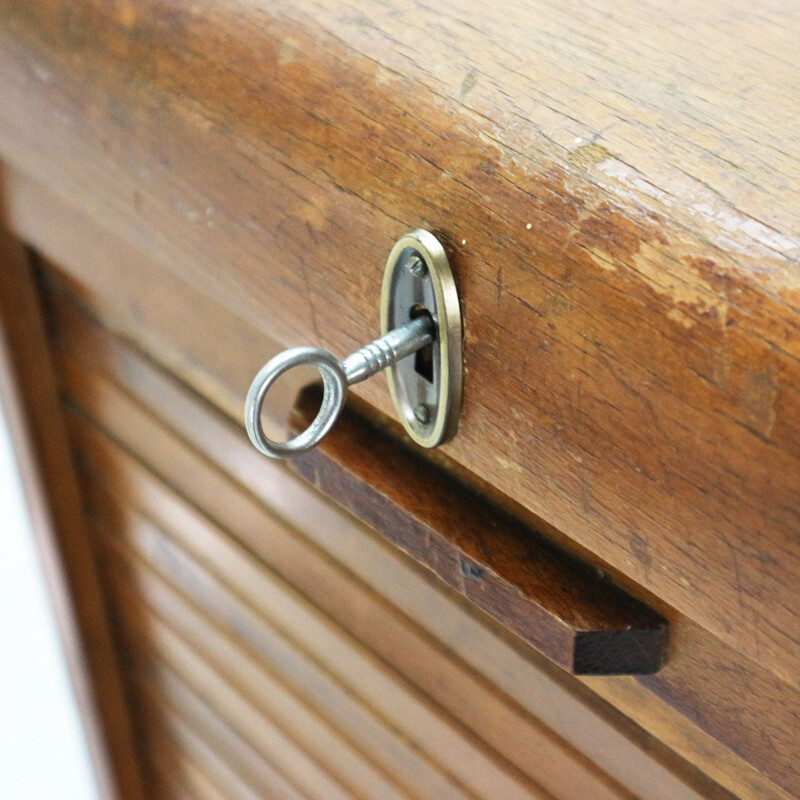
xmin=290 ymin=385 xmax=668 ymax=675
xmin=0 ymin=2 xmax=798 ymax=691
xmin=0 ymin=223 xmax=145 ymax=800
xmin=41 ymin=265 xmax=795 ymax=800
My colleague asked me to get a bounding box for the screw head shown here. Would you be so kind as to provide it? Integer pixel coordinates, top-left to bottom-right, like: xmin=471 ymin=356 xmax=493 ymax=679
xmin=413 ymin=403 xmax=431 ymax=425
xmin=406 ymin=255 xmax=427 ymax=278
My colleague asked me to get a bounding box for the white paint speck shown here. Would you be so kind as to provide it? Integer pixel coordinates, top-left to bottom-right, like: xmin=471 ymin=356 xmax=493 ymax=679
xmin=461 ymin=238 xmax=467 ymax=245
xmin=526 ymin=223 xmax=532 ymax=230
xmin=32 ymin=63 xmax=53 ymax=83
xmin=574 ymin=136 xmax=583 ymax=145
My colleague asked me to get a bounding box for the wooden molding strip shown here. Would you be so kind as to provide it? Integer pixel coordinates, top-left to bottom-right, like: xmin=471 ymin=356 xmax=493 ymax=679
xmin=290 ymin=386 xmax=668 ymax=675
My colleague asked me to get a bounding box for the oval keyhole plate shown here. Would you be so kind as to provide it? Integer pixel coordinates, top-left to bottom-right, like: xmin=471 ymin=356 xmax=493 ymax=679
xmin=381 ymin=230 xmax=463 ymax=448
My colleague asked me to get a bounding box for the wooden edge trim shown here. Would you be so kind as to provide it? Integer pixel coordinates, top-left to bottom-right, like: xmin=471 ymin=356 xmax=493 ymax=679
xmin=0 ymin=205 xmax=146 ymax=800
xmin=289 ymin=385 xmax=668 ymax=675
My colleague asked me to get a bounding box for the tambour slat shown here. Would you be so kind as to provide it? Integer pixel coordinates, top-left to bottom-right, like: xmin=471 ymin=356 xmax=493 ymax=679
xmin=152 ymin=756 xmax=228 ymax=800
xmin=93 ymin=516 xmax=417 ymax=800
xmin=129 ymin=654 xmax=313 ymax=800
xmin=102 ymin=559 xmax=359 ymax=800
xmin=136 ymin=726 xmax=231 ymax=800
xmin=138 ymin=694 xmax=309 ymax=800
xmin=104 ymin=556 xmax=356 ymax=800
xmin=133 ymin=684 xmax=296 ymax=800
xmin=68 ymin=413 xmax=548 ymax=800
xmin=88 ymin=477 xmax=477 ymax=799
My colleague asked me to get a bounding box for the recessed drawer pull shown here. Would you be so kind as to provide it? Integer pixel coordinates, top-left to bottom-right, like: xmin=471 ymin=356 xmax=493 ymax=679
xmin=246 ymin=230 xmax=462 ymax=459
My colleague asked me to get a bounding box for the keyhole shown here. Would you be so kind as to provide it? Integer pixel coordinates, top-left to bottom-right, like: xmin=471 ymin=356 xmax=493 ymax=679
xmin=410 ymin=305 xmax=434 ymax=383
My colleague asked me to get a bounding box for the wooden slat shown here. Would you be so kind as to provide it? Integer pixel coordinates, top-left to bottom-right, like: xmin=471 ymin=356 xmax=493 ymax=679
xmin=105 ymin=501 xmax=479 ymax=800
xmin=147 ymin=740 xmax=229 ymax=800
xmin=90 ymin=485 xmax=479 ymax=799
xmin=140 ymin=699 xmax=309 ymax=800
xmin=0 ymin=217 xmax=146 ymax=800
xmin=133 ymin=682 xmax=297 ymax=800
xmin=104 ymin=540 xmax=429 ymax=800
xmin=131 ymin=712 xmax=233 ymax=800
xmin=1 ymin=2 xmax=799 ymax=691
xmin=68 ymin=415 xmax=551 ymax=800
xmin=46 ymin=282 xmax=795 ymax=800
xmin=92 ymin=511 xmax=418 ymax=800
xmin=145 ymin=739 xmax=231 ymax=800
xmin=106 ymin=559 xmax=359 ymax=800
xmin=126 ymin=630 xmax=313 ymax=800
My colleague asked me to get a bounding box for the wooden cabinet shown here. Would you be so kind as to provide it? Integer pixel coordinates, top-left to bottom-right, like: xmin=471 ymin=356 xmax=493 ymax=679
xmin=0 ymin=2 xmax=798 ymax=799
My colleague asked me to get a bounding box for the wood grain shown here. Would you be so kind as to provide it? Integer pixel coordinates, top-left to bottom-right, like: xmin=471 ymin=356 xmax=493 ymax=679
xmin=0 ymin=213 xmax=145 ymax=800
xmin=0 ymin=0 xmax=797 ymax=689
xmin=134 ymin=675 xmax=312 ymax=800
xmin=289 ymin=385 xmax=667 ymax=674
xmin=132 ymin=672 xmax=304 ymax=800
xmin=45 ymin=276 xmax=795 ymax=800
xmin=93 ymin=523 xmax=416 ymax=800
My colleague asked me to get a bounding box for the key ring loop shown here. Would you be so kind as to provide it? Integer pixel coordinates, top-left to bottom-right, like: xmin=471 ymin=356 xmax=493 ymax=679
xmin=244 ymin=346 xmax=348 ymax=458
